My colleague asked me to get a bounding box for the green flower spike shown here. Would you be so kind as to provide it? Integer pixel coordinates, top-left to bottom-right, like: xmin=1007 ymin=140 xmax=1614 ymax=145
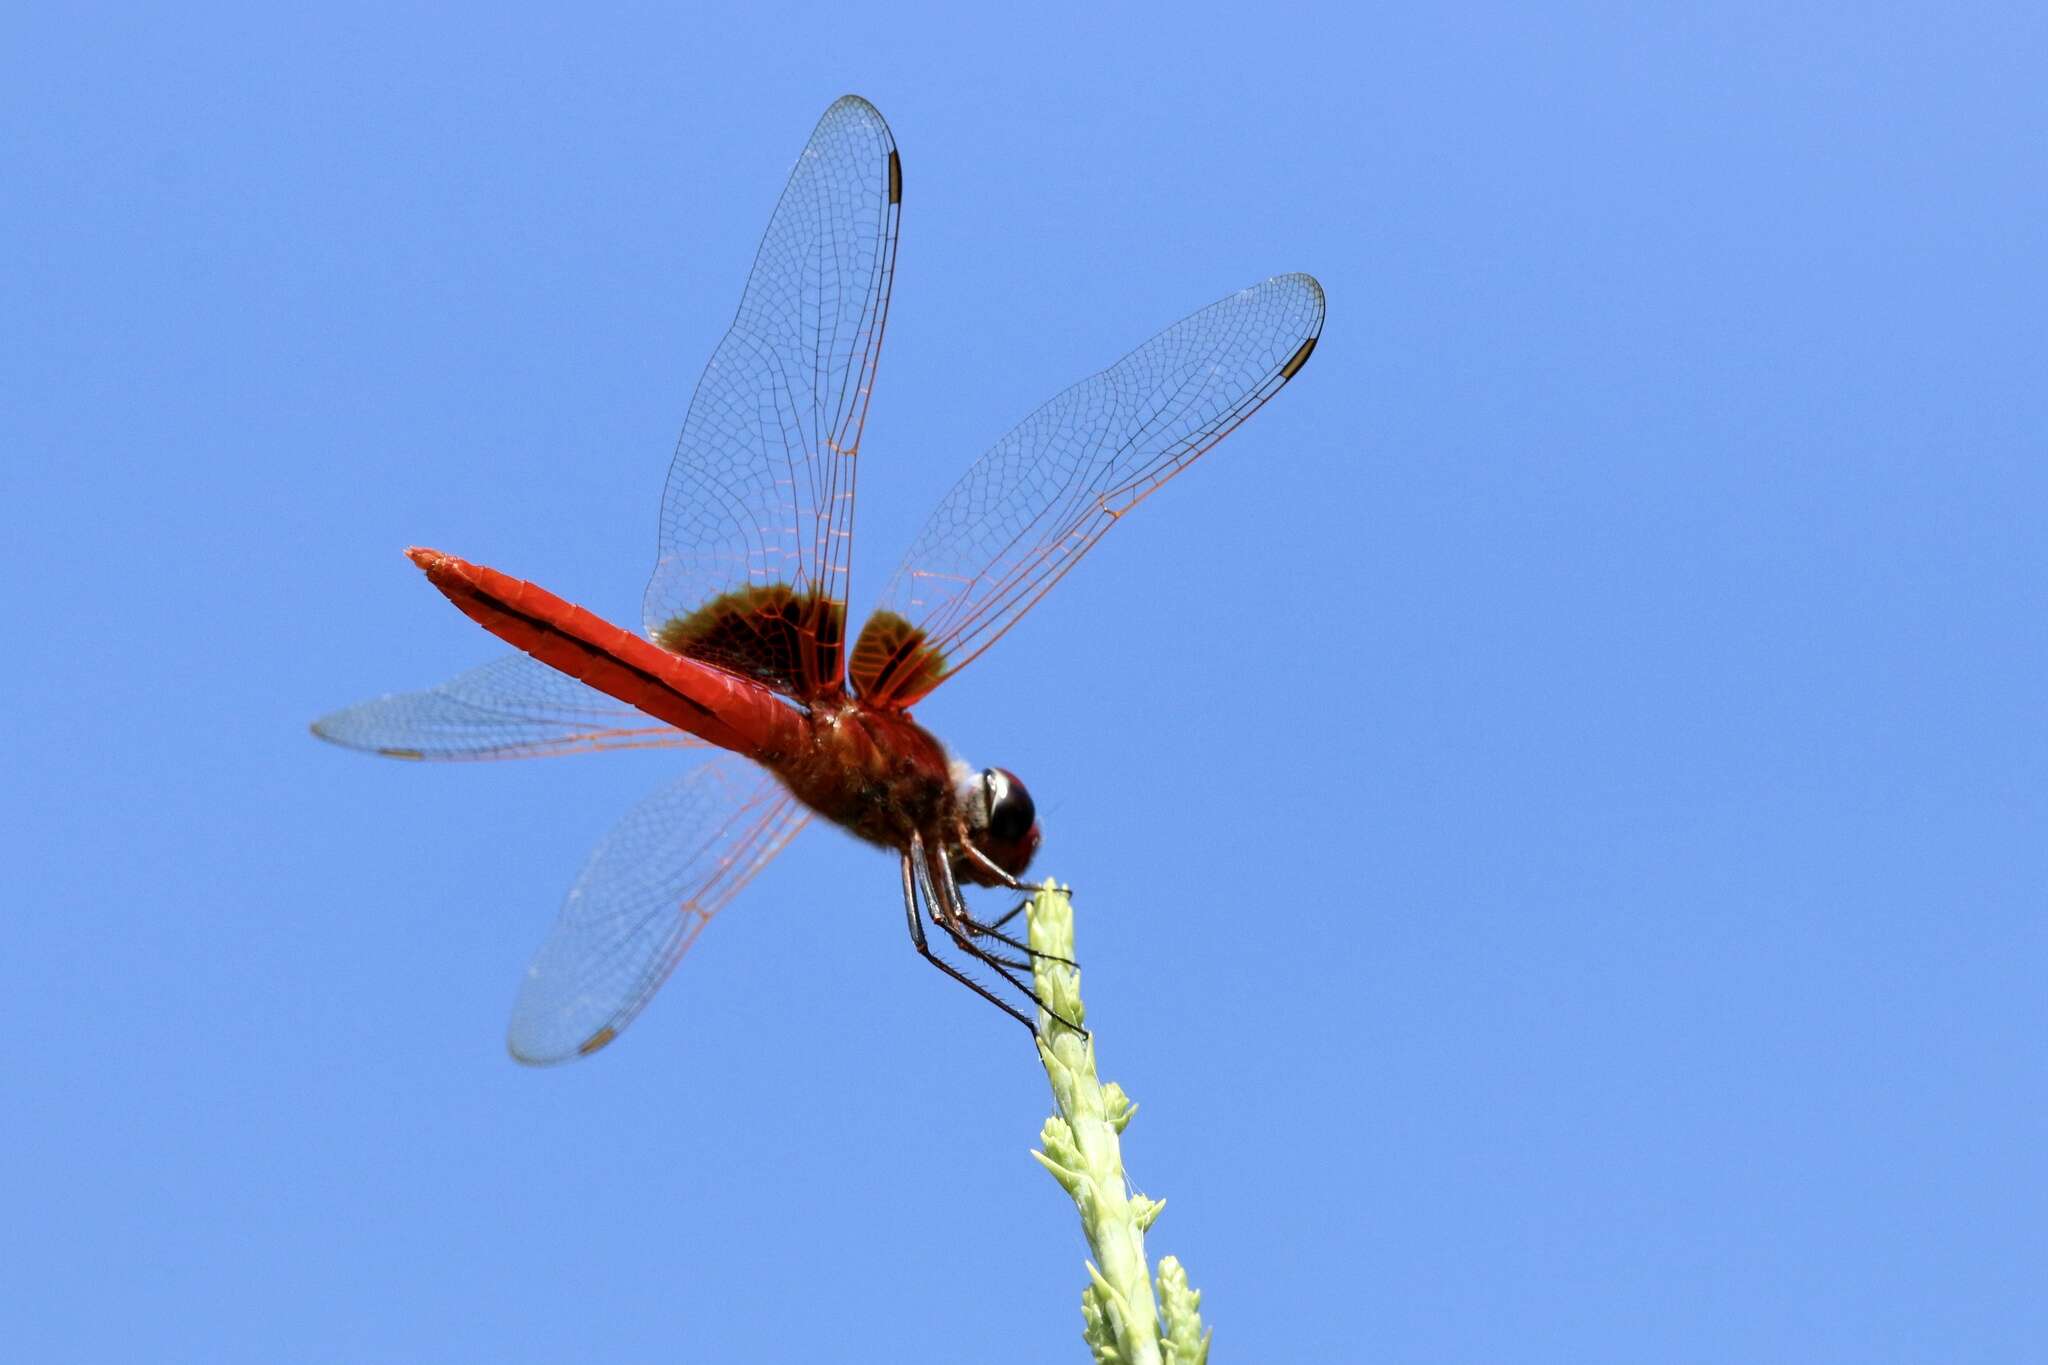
xmin=1028 ymin=883 xmax=1211 ymax=1365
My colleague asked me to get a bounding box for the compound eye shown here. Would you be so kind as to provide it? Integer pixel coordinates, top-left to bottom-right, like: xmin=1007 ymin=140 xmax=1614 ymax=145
xmin=982 ymin=767 xmax=1036 ymax=844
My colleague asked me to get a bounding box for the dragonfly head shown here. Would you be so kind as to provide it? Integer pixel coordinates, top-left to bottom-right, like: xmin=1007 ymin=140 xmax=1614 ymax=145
xmin=964 ymin=766 xmax=1040 ymax=882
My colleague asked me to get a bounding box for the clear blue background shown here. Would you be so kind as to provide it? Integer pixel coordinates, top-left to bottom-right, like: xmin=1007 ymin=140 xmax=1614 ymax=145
xmin=6 ymin=4 xmax=2043 ymax=1361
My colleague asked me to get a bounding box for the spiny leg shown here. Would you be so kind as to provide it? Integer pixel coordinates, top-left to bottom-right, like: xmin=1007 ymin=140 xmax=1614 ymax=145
xmin=923 ymin=879 xmax=1032 ymax=971
xmin=936 ymin=913 xmax=1064 ymax=1028
xmin=960 ymin=911 xmax=1074 ymax=969
xmin=932 ymin=843 xmax=1086 ymax=1037
xmin=972 ymin=896 xmax=1076 ymax=970
xmin=987 ymin=898 xmax=1029 ymax=932
xmin=960 ymin=839 xmax=1080 ymax=904
xmin=925 ymin=843 xmax=1040 ymax=987
xmin=960 ymin=840 xmax=1035 ymax=892
xmin=951 ymin=845 xmax=1077 ymax=967
xmin=901 ymin=839 xmax=1036 ymax=1032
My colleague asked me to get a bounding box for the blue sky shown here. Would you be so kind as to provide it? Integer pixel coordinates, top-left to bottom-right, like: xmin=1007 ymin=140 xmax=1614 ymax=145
xmin=6 ymin=4 xmax=2044 ymax=1361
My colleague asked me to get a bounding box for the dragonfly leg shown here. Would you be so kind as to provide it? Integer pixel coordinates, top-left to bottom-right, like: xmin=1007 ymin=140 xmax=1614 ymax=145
xmin=986 ymin=898 xmax=1029 ymax=931
xmin=949 ymin=885 xmax=1077 ymax=968
xmin=902 ymin=838 xmax=1037 ymax=1032
xmin=959 ymin=840 xmax=1032 ymax=891
xmin=931 ymin=843 xmax=1086 ymax=1038
xmin=961 ymin=913 xmax=1075 ymax=970
xmin=960 ymin=839 xmax=1079 ymax=903
xmin=928 ymin=844 xmax=1039 ymax=980
xmin=949 ymin=841 xmax=1078 ymax=965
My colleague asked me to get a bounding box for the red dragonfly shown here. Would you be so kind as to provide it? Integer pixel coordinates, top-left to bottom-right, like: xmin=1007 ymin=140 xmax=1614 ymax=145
xmin=314 ymin=96 xmax=1322 ymax=1063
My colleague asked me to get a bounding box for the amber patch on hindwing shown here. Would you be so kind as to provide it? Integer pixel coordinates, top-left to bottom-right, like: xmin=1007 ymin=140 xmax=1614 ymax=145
xmin=849 ymin=610 xmax=948 ymax=708
xmin=656 ymin=584 xmax=845 ymax=697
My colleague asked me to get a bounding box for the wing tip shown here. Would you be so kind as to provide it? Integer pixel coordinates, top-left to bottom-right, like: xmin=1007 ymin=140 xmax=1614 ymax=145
xmin=505 ymin=1023 xmax=618 ymax=1067
xmin=826 ymin=94 xmax=896 ymax=148
xmin=308 ymin=714 xmax=355 ymax=751
xmin=506 ymin=1037 xmax=563 ymax=1067
xmin=309 ymin=712 xmax=429 ymax=761
xmin=1276 ymin=272 xmax=1326 ymax=332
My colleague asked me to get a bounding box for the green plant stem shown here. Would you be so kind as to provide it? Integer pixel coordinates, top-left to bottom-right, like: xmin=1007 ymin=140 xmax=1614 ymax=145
xmin=1028 ymin=882 xmax=1209 ymax=1365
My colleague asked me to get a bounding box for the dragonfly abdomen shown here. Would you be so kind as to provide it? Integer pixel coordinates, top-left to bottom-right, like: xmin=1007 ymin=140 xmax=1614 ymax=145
xmin=405 ymin=547 xmax=806 ymax=762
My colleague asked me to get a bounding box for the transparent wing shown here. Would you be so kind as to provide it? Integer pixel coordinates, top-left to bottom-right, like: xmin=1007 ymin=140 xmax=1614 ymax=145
xmin=311 ymin=653 xmax=698 ymax=761
xmin=642 ymin=94 xmax=901 ymax=695
xmin=856 ymin=274 xmax=1323 ymax=707
xmin=506 ymin=755 xmax=809 ymax=1064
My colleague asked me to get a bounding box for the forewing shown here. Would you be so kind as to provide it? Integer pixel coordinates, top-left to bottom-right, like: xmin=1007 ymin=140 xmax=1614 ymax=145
xmin=506 ymin=755 xmax=809 ymax=1064
xmin=642 ymin=95 xmax=901 ymax=696
xmin=855 ymin=274 xmax=1324 ymax=706
xmin=310 ymin=653 xmax=697 ymax=761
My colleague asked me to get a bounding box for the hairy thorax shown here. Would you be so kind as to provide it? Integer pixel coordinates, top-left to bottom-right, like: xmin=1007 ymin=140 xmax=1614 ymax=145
xmin=768 ymin=695 xmax=958 ymax=851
